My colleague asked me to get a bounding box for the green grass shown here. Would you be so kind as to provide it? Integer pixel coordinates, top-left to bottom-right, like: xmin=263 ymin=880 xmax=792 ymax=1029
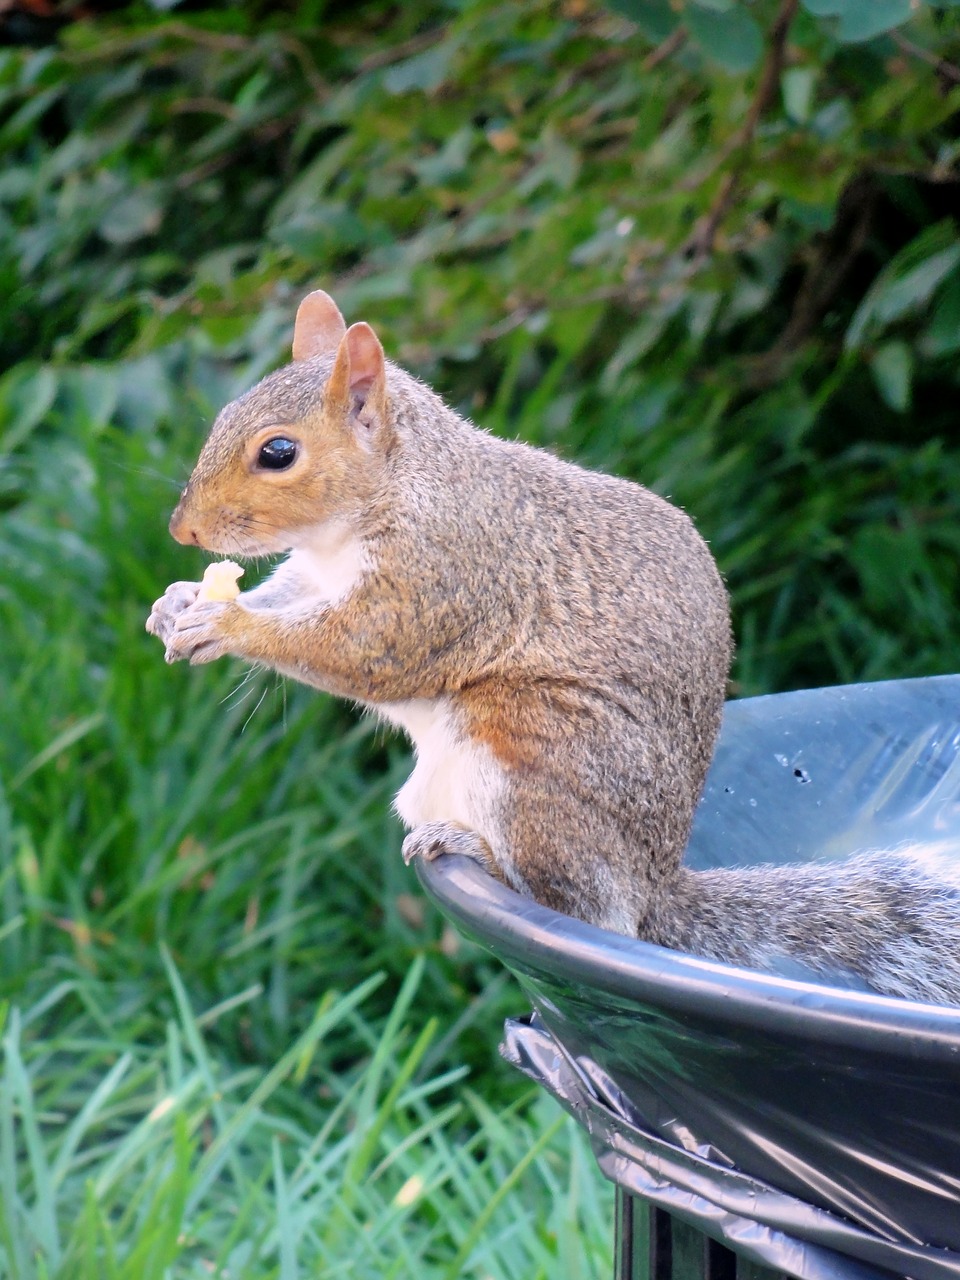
xmin=0 ymin=367 xmax=613 ymax=1276
xmin=0 ymin=957 xmax=610 ymax=1277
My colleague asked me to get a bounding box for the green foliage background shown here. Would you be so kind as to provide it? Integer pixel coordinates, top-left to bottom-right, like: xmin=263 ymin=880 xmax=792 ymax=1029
xmin=0 ymin=0 xmax=959 ymax=1273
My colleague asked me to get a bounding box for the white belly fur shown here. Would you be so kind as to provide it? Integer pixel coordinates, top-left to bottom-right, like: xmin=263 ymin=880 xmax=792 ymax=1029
xmin=242 ymin=526 xmax=370 ymax=613
xmin=376 ymin=697 xmax=506 ymax=845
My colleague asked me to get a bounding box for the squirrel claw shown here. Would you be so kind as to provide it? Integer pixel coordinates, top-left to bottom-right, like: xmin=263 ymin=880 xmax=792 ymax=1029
xmin=402 ymin=821 xmax=496 ymax=872
xmin=162 ymin=598 xmax=236 ymax=665
xmin=146 ymin=580 xmax=203 ymax=644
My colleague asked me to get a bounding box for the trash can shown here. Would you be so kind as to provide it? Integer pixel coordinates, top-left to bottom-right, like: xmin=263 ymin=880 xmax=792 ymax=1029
xmin=416 ymin=675 xmax=960 ymax=1280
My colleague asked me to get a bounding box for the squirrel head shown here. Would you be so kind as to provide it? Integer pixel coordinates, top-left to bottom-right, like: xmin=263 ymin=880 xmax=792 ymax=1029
xmin=169 ymin=291 xmax=393 ymax=554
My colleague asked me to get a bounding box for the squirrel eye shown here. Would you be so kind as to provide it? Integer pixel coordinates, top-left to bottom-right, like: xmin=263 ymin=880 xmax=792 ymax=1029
xmin=257 ymin=437 xmax=298 ymax=471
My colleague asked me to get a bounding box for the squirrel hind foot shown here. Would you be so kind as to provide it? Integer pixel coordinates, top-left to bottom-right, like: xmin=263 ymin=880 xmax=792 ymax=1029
xmin=402 ymin=821 xmax=496 ymax=872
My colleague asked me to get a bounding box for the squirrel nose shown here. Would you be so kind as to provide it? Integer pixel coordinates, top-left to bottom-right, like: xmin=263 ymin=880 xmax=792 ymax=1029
xmin=169 ymin=508 xmax=200 ymax=546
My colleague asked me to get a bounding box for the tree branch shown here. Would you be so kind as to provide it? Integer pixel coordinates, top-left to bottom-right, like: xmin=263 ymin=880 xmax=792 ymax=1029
xmin=683 ymin=0 xmax=800 ymax=261
xmin=641 ymin=26 xmax=687 ymax=72
xmin=891 ymin=30 xmax=960 ymax=88
xmin=744 ymin=173 xmax=878 ymax=387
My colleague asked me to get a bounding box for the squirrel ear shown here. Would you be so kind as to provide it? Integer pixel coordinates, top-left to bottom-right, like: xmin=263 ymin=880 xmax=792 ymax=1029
xmin=291 ymin=290 xmax=347 ymax=361
xmin=344 ymin=322 xmax=385 ymax=399
xmin=325 ymin=322 xmax=389 ymax=441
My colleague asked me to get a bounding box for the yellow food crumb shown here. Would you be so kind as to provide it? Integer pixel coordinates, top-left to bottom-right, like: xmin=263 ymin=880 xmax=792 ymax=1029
xmin=393 ymin=1174 xmax=424 ymax=1207
xmin=197 ymin=560 xmax=244 ymax=602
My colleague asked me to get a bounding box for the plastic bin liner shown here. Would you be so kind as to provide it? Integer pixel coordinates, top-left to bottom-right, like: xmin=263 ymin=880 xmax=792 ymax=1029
xmin=416 ymin=675 xmax=960 ymax=1279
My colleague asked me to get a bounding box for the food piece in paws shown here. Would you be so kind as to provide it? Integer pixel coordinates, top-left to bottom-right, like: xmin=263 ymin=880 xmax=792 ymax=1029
xmin=197 ymin=560 xmax=244 ymax=602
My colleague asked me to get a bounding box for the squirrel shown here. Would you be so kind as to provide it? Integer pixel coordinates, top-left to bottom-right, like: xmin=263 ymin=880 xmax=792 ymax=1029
xmin=147 ymin=289 xmax=960 ymax=1007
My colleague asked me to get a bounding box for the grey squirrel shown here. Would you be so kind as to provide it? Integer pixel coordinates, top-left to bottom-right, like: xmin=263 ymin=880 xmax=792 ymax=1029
xmin=146 ymin=289 xmax=960 ymax=1006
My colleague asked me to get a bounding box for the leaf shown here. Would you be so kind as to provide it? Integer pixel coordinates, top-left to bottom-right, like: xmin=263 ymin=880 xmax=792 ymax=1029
xmin=800 ymin=0 xmax=912 ymax=39
xmin=0 ymin=364 xmax=57 ymax=458
xmin=869 ymin=340 xmax=912 ymax=412
xmin=878 ymin=244 xmax=960 ymax=322
xmin=837 ymin=0 xmax=912 ymax=41
xmin=98 ymin=190 xmax=164 ymax=246
xmin=268 ymin=201 xmax=370 ymax=259
xmin=604 ymin=0 xmax=681 ymax=41
xmin=601 ymin=314 xmax=671 ymax=390
xmin=685 ymin=5 xmax=764 ymax=72
xmin=811 ymin=97 xmax=854 ymax=140
xmin=918 ymin=273 xmax=960 ymax=358
xmin=515 ymin=128 xmax=580 ymax=196
xmin=412 ymin=126 xmax=476 ymax=184
xmin=60 ymin=366 xmax=119 ymax=431
xmin=782 ymin=68 xmax=816 ymax=123
xmin=383 ymin=43 xmax=457 ymax=95
xmin=798 ymin=0 xmax=911 ymax=32
xmin=845 ymin=225 xmax=960 ymax=350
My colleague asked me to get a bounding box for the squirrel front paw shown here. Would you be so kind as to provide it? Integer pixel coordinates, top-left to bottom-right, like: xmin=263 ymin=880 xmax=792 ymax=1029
xmin=163 ymin=599 xmax=238 ymax=665
xmin=401 ymin=821 xmax=496 ymax=872
xmin=146 ymin=580 xmax=201 ymax=644
xmin=146 ymin=583 xmax=237 ymax=666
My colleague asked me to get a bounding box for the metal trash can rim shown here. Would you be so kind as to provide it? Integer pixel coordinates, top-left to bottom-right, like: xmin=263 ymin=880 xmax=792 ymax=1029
xmin=416 ymin=850 xmax=960 ymax=1058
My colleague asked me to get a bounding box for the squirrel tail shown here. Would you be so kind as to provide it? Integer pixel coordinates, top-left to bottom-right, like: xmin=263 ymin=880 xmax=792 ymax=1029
xmin=646 ymin=846 xmax=960 ymax=1005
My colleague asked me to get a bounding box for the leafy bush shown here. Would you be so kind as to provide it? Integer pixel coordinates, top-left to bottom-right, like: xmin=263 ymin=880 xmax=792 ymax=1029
xmin=3 ymin=0 xmax=960 ymax=688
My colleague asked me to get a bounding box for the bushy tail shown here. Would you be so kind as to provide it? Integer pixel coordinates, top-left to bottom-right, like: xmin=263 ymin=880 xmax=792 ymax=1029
xmin=648 ymin=846 xmax=960 ymax=1006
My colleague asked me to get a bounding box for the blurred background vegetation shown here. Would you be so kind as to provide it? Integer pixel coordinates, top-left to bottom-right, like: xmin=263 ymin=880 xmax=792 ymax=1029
xmin=0 ymin=0 xmax=959 ymax=1273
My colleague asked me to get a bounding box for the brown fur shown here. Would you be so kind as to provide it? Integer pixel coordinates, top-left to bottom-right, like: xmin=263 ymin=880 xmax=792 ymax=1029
xmin=147 ymin=291 xmax=960 ymax=1007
